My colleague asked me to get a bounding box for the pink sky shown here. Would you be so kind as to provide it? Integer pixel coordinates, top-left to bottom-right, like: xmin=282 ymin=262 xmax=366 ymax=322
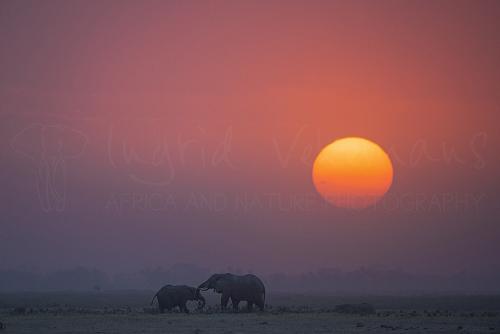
xmin=0 ymin=0 xmax=499 ymax=277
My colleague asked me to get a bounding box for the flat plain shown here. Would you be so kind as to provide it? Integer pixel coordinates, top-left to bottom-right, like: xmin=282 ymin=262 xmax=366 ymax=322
xmin=1 ymin=292 xmax=499 ymax=333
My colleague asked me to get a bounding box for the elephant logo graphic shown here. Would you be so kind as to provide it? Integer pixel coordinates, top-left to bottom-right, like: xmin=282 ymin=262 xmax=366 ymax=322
xmin=10 ymin=124 xmax=88 ymax=212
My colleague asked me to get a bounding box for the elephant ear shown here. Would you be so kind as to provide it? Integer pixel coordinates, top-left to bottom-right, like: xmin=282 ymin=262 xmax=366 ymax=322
xmin=10 ymin=124 xmax=44 ymax=160
xmin=214 ymin=273 xmax=233 ymax=292
xmin=10 ymin=124 xmax=88 ymax=160
xmin=214 ymin=279 xmax=225 ymax=292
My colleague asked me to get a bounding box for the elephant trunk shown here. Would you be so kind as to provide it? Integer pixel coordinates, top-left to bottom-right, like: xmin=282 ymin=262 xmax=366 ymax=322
xmin=198 ymin=280 xmax=210 ymax=291
xmin=195 ymin=288 xmax=206 ymax=309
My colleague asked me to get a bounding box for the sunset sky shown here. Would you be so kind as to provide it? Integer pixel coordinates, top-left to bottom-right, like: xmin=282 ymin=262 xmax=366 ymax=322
xmin=1 ymin=1 xmax=499 ymax=278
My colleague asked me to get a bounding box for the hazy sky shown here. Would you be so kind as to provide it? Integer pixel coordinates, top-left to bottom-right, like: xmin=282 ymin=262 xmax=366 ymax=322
xmin=1 ymin=0 xmax=499 ymax=276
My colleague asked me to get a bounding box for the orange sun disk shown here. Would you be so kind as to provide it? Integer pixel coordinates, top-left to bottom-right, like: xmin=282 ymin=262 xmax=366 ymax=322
xmin=312 ymin=137 xmax=393 ymax=209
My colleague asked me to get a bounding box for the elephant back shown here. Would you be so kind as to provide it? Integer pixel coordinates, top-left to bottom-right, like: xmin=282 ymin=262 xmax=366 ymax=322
xmin=238 ymin=274 xmax=265 ymax=293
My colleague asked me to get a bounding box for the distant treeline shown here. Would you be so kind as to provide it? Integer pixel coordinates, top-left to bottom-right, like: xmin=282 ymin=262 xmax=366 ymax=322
xmin=0 ymin=264 xmax=499 ymax=294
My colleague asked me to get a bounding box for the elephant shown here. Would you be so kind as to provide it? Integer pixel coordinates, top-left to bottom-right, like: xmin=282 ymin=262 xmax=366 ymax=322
xmin=151 ymin=285 xmax=205 ymax=313
xmin=198 ymin=273 xmax=266 ymax=312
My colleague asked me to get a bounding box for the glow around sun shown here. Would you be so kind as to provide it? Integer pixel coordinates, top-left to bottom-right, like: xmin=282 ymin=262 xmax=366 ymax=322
xmin=312 ymin=137 xmax=393 ymax=209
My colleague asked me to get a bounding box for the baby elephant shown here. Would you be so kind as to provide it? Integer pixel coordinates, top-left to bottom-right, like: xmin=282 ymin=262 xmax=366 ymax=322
xmin=151 ymin=285 xmax=205 ymax=313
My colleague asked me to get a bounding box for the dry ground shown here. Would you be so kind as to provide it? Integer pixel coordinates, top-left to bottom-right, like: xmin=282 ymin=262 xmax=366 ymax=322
xmin=1 ymin=292 xmax=499 ymax=333
xmin=2 ymin=312 xmax=500 ymax=334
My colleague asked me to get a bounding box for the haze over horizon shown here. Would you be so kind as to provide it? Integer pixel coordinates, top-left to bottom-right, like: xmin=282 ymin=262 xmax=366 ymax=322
xmin=1 ymin=1 xmax=499 ymax=287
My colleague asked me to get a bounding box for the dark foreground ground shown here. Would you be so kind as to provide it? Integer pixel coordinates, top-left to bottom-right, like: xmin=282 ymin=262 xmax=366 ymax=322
xmin=1 ymin=292 xmax=499 ymax=333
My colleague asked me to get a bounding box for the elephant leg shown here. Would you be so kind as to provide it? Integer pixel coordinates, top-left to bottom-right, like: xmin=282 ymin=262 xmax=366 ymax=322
xmin=221 ymin=294 xmax=230 ymax=311
xmin=256 ymin=298 xmax=265 ymax=311
xmin=247 ymin=301 xmax=254 ymax=312
xmin=231 ymin=298 xmax=240 ymax=312
xmin=181 ymin=302 xmax=189 ymax=314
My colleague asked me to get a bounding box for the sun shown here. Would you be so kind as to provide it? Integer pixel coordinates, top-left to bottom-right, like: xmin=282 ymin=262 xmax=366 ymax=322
xmin=312 ymin=137 xmax=393 ymax=209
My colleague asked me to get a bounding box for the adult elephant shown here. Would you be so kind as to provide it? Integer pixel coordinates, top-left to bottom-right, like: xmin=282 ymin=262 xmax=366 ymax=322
xmin=151 ymin=285 xmax=205 ymax=313
xmin=198 ymin=273 xmax=266 ymax=312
